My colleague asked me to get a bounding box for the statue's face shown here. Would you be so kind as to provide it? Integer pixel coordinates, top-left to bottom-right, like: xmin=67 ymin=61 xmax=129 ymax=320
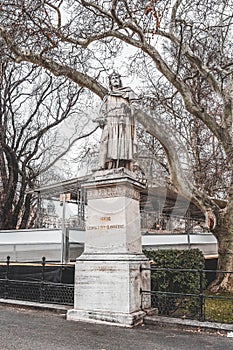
xmin=110 ymin=74 xmax=121 ymax=88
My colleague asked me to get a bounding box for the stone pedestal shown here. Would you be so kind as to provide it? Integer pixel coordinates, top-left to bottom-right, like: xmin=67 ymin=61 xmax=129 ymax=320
xmin=67 ymin=169 xmax=151 ymax=327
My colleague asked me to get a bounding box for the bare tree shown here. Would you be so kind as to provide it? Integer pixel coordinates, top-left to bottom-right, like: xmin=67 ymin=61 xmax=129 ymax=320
xmin=0 ymin=60 xmax=97 ymax=229
xmin=0 ymin=0 xmax=233 ymax=290
xmin=135 ymin=66 xmax=230 ymax=198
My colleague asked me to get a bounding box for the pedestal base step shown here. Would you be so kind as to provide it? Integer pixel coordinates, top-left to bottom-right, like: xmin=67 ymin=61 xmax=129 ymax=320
xmin=67 ymin=309 xmax=146 ymax=327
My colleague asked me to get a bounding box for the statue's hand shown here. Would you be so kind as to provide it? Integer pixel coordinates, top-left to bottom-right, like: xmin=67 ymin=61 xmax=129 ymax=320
xmin=121 ymin=102 xmax=131 ymax=115
xmin=94 ymin=117 xmax=106 ymax=128
xmin=119 ymin=116 xmax=126 ymax=129
xmin=99 ymin=120 xmax=105 ymax=129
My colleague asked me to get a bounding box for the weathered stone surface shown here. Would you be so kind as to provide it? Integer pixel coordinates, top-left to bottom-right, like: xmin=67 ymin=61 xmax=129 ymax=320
xmin=73 ymin=257 xmax=150 ymax=312
xmin=67 ymin=171 xmax=151 ymax=327
xmin=84 ymin=171 xmax=144 ymax=255
xmin=67 ymin=309 xmax=146 ymax=327
xmin=85 ymin=196 xmax=141 ymax=254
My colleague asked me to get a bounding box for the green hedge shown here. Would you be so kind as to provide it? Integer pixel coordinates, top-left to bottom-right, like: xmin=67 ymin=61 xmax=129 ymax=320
xmin=143 ymin=248 xmax=205 ymax=268
xmin=143 ymin=249 xmax=206 ymax=317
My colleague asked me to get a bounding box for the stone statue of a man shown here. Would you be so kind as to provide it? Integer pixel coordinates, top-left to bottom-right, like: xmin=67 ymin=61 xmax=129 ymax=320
xmin=96 ymin=72 xmax=140 ymax=171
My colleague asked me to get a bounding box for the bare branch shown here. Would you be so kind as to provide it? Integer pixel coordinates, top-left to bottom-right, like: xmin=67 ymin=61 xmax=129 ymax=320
xmin=169 ymin=0 xmax=183 ymax=35
xmin=39 ymin=125 xmax=99 ymax=175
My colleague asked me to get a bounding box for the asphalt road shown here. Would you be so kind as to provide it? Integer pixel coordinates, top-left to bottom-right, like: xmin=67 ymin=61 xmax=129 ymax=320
xmin=0 ymin=305 xmax=232 ymax=350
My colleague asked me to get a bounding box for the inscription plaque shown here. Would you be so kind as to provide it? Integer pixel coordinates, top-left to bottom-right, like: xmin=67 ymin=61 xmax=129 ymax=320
xmin=87 ymin=224 xmax=125 ymax=231
xmin=87 ymin=185 xmax=140 ymax=200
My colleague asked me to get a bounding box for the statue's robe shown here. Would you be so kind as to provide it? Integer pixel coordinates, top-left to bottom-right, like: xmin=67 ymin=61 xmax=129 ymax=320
xmin=97 ymin=87 xmax=139 ymax=169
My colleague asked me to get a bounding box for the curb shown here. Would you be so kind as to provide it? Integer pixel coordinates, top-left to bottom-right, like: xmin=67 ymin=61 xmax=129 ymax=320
xmin=0 ymin=298 xmax=72 ymax=314
xmin=144 ymin=315 xmax=233 ymax=335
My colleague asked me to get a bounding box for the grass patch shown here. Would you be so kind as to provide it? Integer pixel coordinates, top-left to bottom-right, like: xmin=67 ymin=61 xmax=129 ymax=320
xmin=204 ymin=291 xmax=233 ymax=324
xmin=153 ymin=292 xmax=233 ymax=324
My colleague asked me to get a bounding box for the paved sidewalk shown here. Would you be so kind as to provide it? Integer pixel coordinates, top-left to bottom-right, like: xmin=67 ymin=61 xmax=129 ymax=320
xmin=0 ymin=304 xmax=233 ymax=350
xmin=1 ymin=298 xmax=232 ymax=335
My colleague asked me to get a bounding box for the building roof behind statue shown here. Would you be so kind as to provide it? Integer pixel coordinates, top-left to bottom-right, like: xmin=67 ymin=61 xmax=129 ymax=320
xmin=28 ymin=177 xmax=226 ymax=219
xmin=140 ymin=186 xmax=226 ymax=219
xmin=27 ymin=175 xmax=91 ymax=198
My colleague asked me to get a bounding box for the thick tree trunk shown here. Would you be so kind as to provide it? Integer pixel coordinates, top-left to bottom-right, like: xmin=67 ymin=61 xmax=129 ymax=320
xmin=210 ymin=198 xmax=233 ymax=292
xmin=19 ymin=193 xmax=33 ymax=229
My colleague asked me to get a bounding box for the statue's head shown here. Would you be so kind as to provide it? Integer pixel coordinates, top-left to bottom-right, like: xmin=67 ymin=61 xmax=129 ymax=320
xmin=108 ymin=71 xmax=122 ymax=89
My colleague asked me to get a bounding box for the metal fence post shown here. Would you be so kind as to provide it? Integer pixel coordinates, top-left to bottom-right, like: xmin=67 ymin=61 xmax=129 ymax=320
xmin=4 ymin=256 xmax=10 ymax=299
xmin=40 ymin=256 xmax=46 ymax=303
xmin=199 ymin=266 xmax=204 ymax=322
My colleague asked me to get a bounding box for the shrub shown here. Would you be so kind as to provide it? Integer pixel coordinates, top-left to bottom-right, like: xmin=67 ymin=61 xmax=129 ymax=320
xmin=143 ymin=249 xmax=206 ymax=317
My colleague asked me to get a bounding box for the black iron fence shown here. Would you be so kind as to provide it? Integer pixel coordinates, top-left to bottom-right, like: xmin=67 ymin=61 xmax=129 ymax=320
xmin=0 ymin=257 xmax=74 ymax=306
xmin=1 ymin=257 xmax=232 ymax=324
xmin=141 ymin=266 xmax=233 ymax=324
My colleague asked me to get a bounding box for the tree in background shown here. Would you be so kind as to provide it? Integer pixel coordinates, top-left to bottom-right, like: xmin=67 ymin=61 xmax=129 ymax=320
xmin=0 ymin=0 xmax=232 ymax=291
xmin=0 ymin=60 xmax=97 ymax=229
xmin=134 ymin=66 xmax=230 ymax=198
